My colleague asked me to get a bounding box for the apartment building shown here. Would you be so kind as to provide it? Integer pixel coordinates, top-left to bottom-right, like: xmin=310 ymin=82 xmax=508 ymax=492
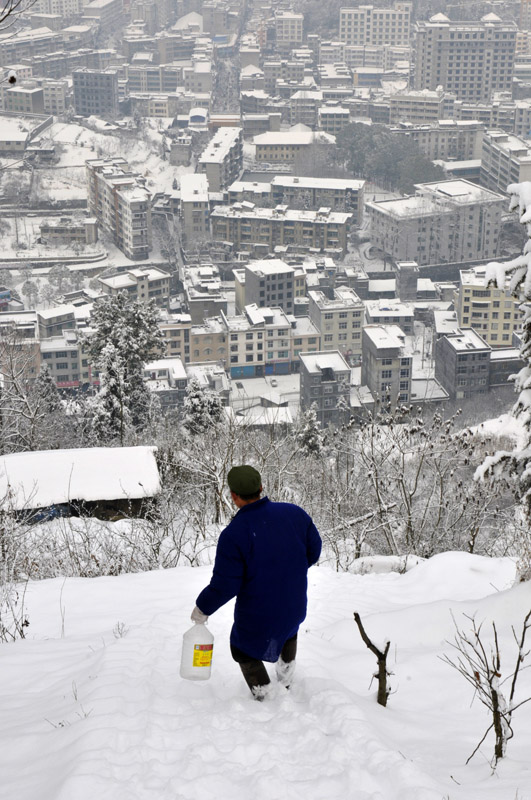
xmin=40 ymin=332 xmax=84 ymax=390
xmin=86 ymin=158 xmax=152 ymax=260
xmin=73 ymin=68 xmax=118 ymax=117
xmin=308 ymin=286 xmax=365 ymax=363
xmin=318 ymin=105 xmax=351 ymax=135
xmin=0 ymin=26 xmax=62 ymax=63
xmin=254 ymin=131 xmax=331 ymax=164
xmin=361 ymin=324 xmax=413 ymax=407
xmin=33 ymin=0 xmax=83 ymax=13
xmin=179 ymin=173 xmax=210 ymax=241
xmin=98 ymin=267 xmax=170 ymax=307
xmin=434 ymin=328 xmax=491 ymax=400
xmin=389 ymin=88 xmax=455 ymax=125
xmin=414 ymin=13 xmax=517 ymax=102
xmin=391 ymin=120 xmax=484 ymax=161
xmin=289 ymin=90 xmax=323 ymax=127
xmin=83 ymin=0 xmax=123 ymax=28
xmin=271 ymin=176 xmax=365 ymax=223
xmin=239 ymin=259 xmax=306 ymax=315
xmin=125 ymin=62 xmax=183 ymax=94
xmin=344 ymin=43 xmax=411 ymax=69
xmin=339 ymin=3 xmax=411 ymax=47
xmin=40 ymin=217 xmax=98 ymax=244
xmin=275 ymin=12 xmax=304 ymax=49
xmin=211 ymin=204 xmax=352 ymax=256
xmin=158 ymin=311 xmax=192 ymax=363
xmin=454 ymin=266 xmax=522 ymax=348
xmin=480 ymin=130 xmax=531 ymax=192
xmin=183 ymin=264 xmax=229 ymax=323
xmin=366 ymin=179 xmax=504 ymax=266
xmin=299 ymin=350 xmax=351 ymax=427
xmin=197 ymin=127 xmax=243 ymax=192
xmin=263 ymin=59 xmax=306 ymax=94
xmin=37 ymin=305 xmax=76 ymax=338
xmin=42 ymin=79 xmax=69 ymax=113
xmin=365 ymin=299 xmax=414 ymax=334
xmin=1 ymin=83 xmax=45 ymax=114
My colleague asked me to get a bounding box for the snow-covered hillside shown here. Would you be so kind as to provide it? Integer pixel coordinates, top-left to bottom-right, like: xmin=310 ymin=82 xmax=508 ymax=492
xmin=1 ymin=553 xmax=530 ymax=799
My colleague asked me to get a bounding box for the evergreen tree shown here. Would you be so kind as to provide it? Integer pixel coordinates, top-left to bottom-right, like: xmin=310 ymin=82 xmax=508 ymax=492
xmin=183 ymin=376 xmax=223 ymax=435
xmin=296 ymin=404 xmax=324 ymax=457
xmin=89 ymin=342 xmax=130 ymax=443
xmin=84 ymin=294 xmax=164 ymax=443
xmin=33 ymin=365 xmax=61 ymax=413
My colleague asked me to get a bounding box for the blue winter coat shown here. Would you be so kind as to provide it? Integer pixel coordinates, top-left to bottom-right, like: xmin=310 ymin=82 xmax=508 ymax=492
xmin=196 ymin=496 xmax=322 ymax=662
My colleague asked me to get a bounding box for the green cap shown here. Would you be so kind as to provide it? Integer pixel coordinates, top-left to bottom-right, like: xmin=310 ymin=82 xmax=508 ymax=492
xmin=227 ymin=465 xmax=262 ymax=496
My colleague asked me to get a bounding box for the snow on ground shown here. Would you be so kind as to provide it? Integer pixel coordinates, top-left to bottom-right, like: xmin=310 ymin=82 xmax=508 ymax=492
xmin=1 ymin=552 xmax=530 ymax=800
xmin=43 ymin=120 xmax=193 ymax=198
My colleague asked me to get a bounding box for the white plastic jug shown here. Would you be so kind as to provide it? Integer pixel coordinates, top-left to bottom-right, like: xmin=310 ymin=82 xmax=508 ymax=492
xmin=180 ymin=622 xmax=214 ymax=681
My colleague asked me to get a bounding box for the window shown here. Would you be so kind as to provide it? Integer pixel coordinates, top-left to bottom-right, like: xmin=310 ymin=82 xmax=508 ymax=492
xmin=56 ymin=363 xmax=69 ymax=370
xmin=381 ymin=369 xmax=392 ymax=379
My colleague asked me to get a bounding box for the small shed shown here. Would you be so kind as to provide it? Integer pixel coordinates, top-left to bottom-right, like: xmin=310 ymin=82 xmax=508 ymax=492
xmin=0 ymin=446 xmax=160 ymax=520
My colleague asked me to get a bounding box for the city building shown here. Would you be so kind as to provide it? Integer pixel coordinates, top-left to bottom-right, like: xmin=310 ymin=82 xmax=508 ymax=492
xmin=365 ymin=299 xmax=414 ymax=334
xmin=98 ymin=267 xmax=171 ymax=307
xmin=72 ymin=68 xmax=119 ymax=117
xmin=318 ymin=105 xmax=351 ymax=135
xmin=454 ymin=266 xmax=522 ymax=348
xmin=86 ymin=157 xmax=152 ymax=260
xmin=299 ymin=350 xmax=351 ymax=426
xmin=144 ymin=357 xmax=188 ymax=409
xmin=366 ymin=179 xmax=505 ymax=266
xmin=1 ymin=83 xmax=45 ymax=114
xmin=308 ymin=286 xmax=365 ymax=362
xmin=480 ymin=130 xmax=531 ymax=192
xmin=361 ymin=324 xmax=413 ymax=407
xmin=179 ymin=173 xmax=210 ymax=242
xmin=40 ymin=216 xmax=98 ymax=244
xmin=40 ymin=331 xmax=84 ymax=390
xmin=390 ymin=120 xmax=484 ymax=162
xmin=82 ymin=0 xmax=123 ymax=28
xmin=434 ymin=328 xmax=491 ymax=400
xmin=183 ymin=263 xmax=229 ymax=323
xmin=197 ymin=127 xmax=243 ymax=192
xmin=211 ymin=204 xmax=352 ymax=256
xmin=275 ymin=11 xmax=304 ymax=50
xmin=158 ymin=311 xmax=192 ymax=363
xmin=414 ymin=13 xmax=517 ymax=102
xmin=389 ymin=88 xmax=455 ymax=125
xmin=239 ymin=259 xmax=306 ymax=315
xmin=270 ymin=176 xmax=365 ymax=223
xmin=253 ymin=130 xmax=333 ymax=164
xmin=339 ymin=3 xmax=411 ymax=47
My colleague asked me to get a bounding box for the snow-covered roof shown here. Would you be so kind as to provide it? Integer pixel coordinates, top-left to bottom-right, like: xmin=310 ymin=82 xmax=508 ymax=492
xmin=299 ymin=350 xmax=350 ymax=373
xmin=0 ymin=447 xmax=160 ymax=511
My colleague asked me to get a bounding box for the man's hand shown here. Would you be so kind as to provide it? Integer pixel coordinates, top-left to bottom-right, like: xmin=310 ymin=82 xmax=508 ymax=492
xmin=191 ymin=606 xmax=208 ymax=624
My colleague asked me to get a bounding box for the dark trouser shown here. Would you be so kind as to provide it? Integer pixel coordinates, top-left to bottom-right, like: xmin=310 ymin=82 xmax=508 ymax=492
xmin=231 ymin=634 xmax=298 ymax=695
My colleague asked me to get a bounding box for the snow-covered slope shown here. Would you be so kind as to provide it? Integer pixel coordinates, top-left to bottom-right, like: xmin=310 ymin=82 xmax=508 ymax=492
xmin=1 ymin=554 xmax=530 ymax=800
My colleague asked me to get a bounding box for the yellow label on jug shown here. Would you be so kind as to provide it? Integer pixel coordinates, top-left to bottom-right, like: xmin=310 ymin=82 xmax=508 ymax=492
xmin=193 ymin=644 xmax=213 ymax=667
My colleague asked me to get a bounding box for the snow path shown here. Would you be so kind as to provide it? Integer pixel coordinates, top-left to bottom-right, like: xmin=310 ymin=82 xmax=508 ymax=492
xmin=1 ymin=554 xmax=530 ymax=800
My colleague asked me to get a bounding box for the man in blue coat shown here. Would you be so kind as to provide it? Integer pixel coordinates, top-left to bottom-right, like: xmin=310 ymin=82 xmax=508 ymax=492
xmin=192 ymin=464 xmax=322 ymax=699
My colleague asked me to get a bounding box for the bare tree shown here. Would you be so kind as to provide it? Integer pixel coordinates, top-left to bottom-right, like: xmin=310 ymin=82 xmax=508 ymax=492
xmin=0 ymin=0 xmax=37 ymax=30
xmin=441 ymin=612 xmax=531 ymax=767
xmin=353 ymin=612 xmax=392 ymax=707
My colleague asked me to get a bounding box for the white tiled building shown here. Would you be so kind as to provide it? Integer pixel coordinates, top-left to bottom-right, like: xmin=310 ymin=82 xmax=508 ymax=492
xmin=308 ymin=285 xmax=365 ymax=363
xmin=339 ymin=2 xmax=411 ymax=47
xmin=366 ymin=179 xmax=505 ymax=266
